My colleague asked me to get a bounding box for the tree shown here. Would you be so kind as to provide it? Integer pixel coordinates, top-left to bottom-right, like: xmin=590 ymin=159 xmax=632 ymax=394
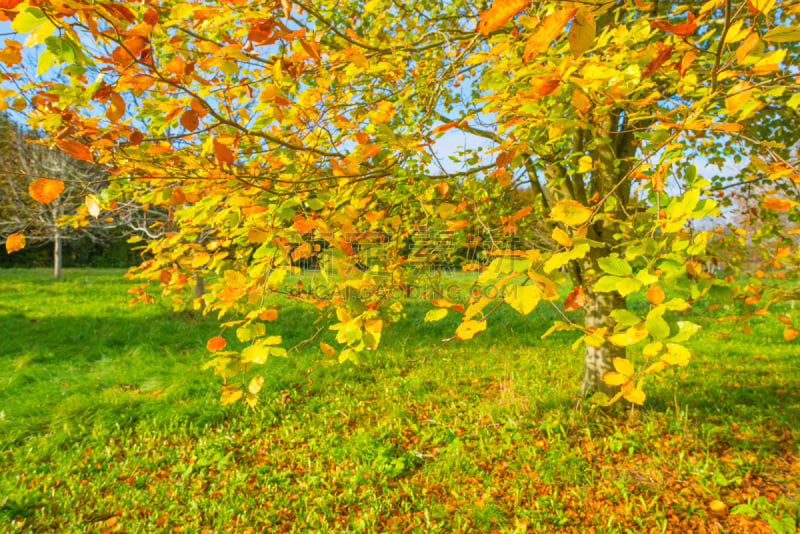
xmin=0 ymin=114 xmax=116 ymax=278
xmin=2 ymin=0 xmax=799 ymax=406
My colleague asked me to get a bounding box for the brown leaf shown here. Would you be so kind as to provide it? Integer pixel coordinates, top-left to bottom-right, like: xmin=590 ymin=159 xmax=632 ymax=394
xmin=213 ymin=139 xmax=234 ymax=166
xmin=180 ymin=109 xmax=199 ymax=131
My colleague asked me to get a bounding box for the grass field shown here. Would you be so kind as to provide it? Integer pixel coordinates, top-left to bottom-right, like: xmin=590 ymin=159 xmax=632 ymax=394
xmin=1 ymin=268 xmax=798 ymax=533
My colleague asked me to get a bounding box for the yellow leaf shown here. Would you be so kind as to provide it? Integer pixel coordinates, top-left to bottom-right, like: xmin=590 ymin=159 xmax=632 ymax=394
xmin=602 ymin=371 xmax=629 ymax=386
xmin=550 ymin=199 xmax=592 ymax=226
xmin=504 ymin=284 xmax=541 ymax=316
xmin=221 ymin=388 xmax=243 ymax=405
xmin=623 ymin=385 xmax=646 ymax=405
xmin=552 ymin=227 xmax=572 ymax=247
xmin=424 ymin=308 xmax=449 ymax=322
xmin=644 ymin=360 xmax=667 ymax=373
xmin=241 ymin=344 xmax=269 ymax=364
xmin=612 ymin=357 xmax=635 ymax=377
xmin=5 ymin=232 xmax=25 ymax=253
xmin=661 ymin=343 xmax=691 ymax=366
xmin=608 ymin=325 xmax=648 ymax=347
xmin=248 ymin=227 xmax=268 ymax=243
xmin=568 ymin=9 xmax=595 ymax=57
xmin=191 ymin=252 xmax=210 ymax=268
xmin=224 ymin=269 xmax=246 ymax=288
xmin=751 ymin=0 xmax=776 ymax=14
xmin=725 ymin=83 xmax=752 ymax=113
xmin=248 ymin=376 xmax=264 ymax=395
xmin=85 ymin=195 xmax=100 ymax=218
xmin=456 ymin=320 xmax=487 ymax=340
xmin=320 ymin=342 xmax=336 ymax=356
xmin=577 ymin=155 xmax=593 ymax=174
xmin=464 ymin=297 xmax=491 ymax=321
xmin=29 ymin=178 xmax=64 ymax=204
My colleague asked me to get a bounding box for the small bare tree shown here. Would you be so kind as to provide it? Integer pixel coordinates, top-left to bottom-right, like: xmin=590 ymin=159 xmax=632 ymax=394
xmin=0 ymin=115 xmax=128 ymax=278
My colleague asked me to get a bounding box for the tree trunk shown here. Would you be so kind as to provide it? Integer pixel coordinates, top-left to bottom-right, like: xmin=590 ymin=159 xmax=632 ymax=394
xmin=194 ymin=276 xmax=206 ymax=311
xmin=580 ymin=289 xmax=626 ymax=397
xmin=53 ymin=228 xmax=62 ymax=279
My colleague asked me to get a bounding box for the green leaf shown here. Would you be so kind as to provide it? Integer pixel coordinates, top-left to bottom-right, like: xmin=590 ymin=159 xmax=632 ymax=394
xmin=645 ymin=313 xmax=670 ymax=340
xmin=543 ymin=244 xmax=590 ymax=273
xmin=598 ymin=255 xmax=632 ymax=276
xmin=671 ymin=321 xmax=700 ymax=342
xmin=593 ymin=275 xmax=622 ymax=293
xmin=611 ymin=309 xmax=641 ymax=327
xmin=764 ymin=25 xmax=800 ymax=42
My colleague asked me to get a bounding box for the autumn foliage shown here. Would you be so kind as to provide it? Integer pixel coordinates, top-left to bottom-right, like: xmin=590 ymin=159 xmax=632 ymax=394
xmin=1 ymin=0 xmax=799 ymax=407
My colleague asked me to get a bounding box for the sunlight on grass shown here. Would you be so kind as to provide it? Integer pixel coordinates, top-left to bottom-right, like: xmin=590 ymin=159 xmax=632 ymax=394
xmin=0 ymin=268 xmax=798 ymax=532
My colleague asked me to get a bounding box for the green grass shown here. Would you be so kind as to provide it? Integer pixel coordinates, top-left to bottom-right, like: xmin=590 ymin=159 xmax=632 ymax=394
xmin=1 ymin=268 xmax=798 ymax=533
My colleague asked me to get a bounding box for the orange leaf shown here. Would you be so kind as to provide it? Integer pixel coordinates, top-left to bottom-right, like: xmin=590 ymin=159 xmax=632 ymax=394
xmin=763 ymin=197 xmax=794 ymax=211
xmin=523 ymin=9 xmax=577 ymax=61
xmin=362 ymin=144 xmax=381 ymax=158
xmin=646 ymin=285 xmax=665 ymax=305
xmin=5 ymin=232 xmax=24 ymax=253
xmin=165 ymin=55 xmax=185 ymax=75
xmin=572 ymin=89 xmax=591 ymax=114
xmin=206 ymin=336 xmax=227 ymax=351
xmin=676 ymin=49 xmax=697 ymax=77
xmin=736 ymin=32 xmax=759 ymax=65
xmin=784 ymin=327 xmax=799 ymax=341
xmin=106 ymin=92 xmax=126 ymax=123
xmin=213 ymin=139 xmax=234 ymax=166
xmin=28 ymin=178 xmax=64 ymax=204
xmin=0 ymin=39 xmax=22 ymax=66
xmin=477 ymin=0 xmax=530 ymax=35
xmin=180 ymin=109 xmax=199 ymax=131
xmin=650 ymin=13 xmax=697 ymax=36
xmin=55 ymin=139 xmax=93 ymax=162
xmin=643 ymin=43 xmax=674 ymax=78
xmin=565 ymin=286 xmax=585 ymax=311
xmin=259 ymin=309 xmax=278 ymax=321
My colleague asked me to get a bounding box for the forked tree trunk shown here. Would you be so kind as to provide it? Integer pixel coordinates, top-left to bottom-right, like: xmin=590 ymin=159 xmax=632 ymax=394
xmin=53 ymin=228 xmax=62 ymax=279
xmin=580 ymin=289 xmax=626 ymax=397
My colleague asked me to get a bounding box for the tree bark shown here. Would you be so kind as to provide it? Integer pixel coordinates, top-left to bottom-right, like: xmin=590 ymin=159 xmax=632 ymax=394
xmin=194 ymin=276 xmax=206 ymax=311
xmin=53 ymin=227 xmax=62 ymax=279
xmin=580 ymin=289 xmax=626 ymax=397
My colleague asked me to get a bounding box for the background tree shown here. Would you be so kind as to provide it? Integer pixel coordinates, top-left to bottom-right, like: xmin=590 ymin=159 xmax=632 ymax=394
xmin=2 ymin=0 xmax=799 ymax=406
